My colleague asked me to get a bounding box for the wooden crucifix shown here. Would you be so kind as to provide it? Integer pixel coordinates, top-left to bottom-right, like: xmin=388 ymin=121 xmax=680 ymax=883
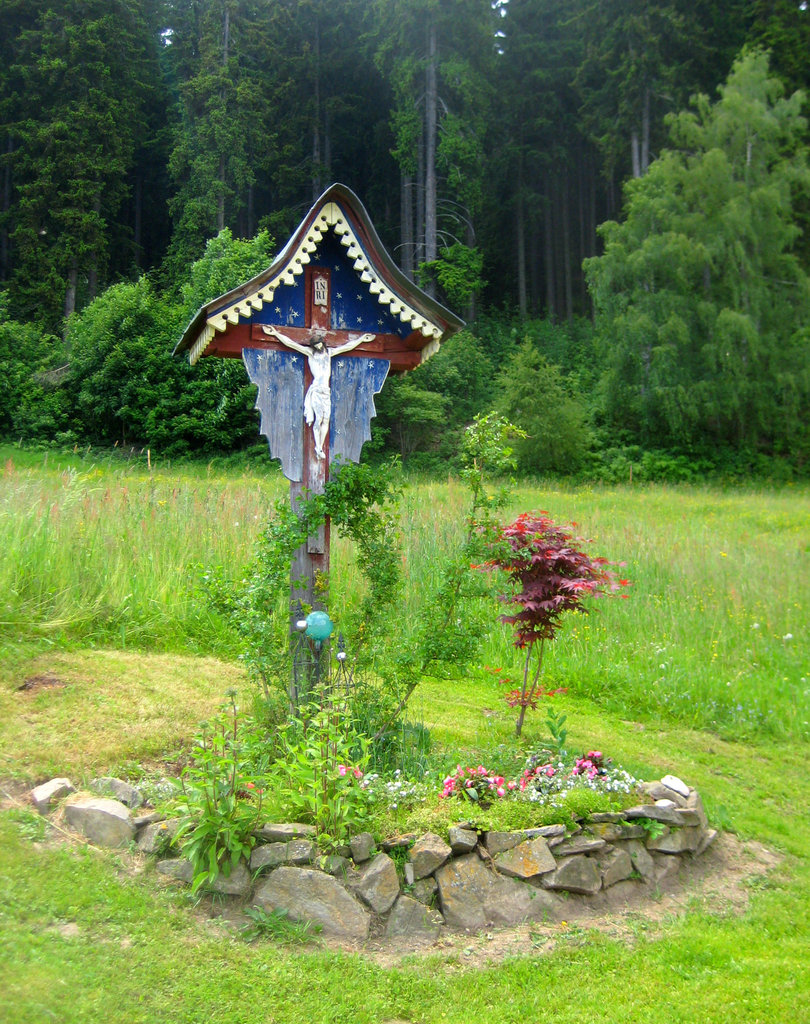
xmin=175 ymin=183 xmax=463 ymax=627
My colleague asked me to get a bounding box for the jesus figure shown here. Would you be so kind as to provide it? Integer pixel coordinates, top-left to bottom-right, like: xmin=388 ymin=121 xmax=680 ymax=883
xmin=262 ymin=326 xmax=375 ymax=460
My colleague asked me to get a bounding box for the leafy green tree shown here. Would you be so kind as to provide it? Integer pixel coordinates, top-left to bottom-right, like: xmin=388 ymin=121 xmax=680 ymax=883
xmin=374 ymin=0 xmax=494 ymax=306
xmin=65 ymin=228 xmax=275 ymax=454
xmin=585 ymin=51 xmax=810 ymax=459
xmin=6 ymin=1 xmax=161 ymax=329
xmin=0 ymin=292 xmax=67 ymax=440
xmin=574 ymin=0 xmax=692 ymax=181
xmin=165 ymin=0 xmax=270 ymax=270
xmin=374 ymin=330 xmax=495 ymax=461
xmin=495 ymin=341 xmax=590 ymax=474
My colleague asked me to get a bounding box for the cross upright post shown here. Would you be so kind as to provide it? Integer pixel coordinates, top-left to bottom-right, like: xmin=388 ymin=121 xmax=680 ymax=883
xmin=175 ymin=184 xmax=464 ymax=707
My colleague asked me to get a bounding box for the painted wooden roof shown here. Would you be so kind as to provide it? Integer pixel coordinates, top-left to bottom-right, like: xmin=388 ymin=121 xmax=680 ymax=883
xmin=175 ymin=183 xmax=464 ymax=371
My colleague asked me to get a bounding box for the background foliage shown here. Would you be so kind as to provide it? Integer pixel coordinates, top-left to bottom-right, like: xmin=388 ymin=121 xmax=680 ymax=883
xmin=1 ymin=2 xmax=809 ymax=476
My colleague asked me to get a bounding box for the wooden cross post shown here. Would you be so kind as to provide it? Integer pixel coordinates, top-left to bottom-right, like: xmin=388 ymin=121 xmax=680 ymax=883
xmin=247 ymin=267 xmax=391 ymax=706
xmin=277 ymin=267 xmax=369 ymax=619
xmin=174 ymin=184 xmax=464 ymax=710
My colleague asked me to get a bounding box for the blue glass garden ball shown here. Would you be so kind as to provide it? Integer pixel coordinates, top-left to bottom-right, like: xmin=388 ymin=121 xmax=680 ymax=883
xmin=305 ymin=610 xmax=334 ymax=641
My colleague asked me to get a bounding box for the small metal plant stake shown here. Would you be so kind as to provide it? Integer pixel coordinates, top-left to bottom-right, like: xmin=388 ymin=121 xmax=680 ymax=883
xmin=334 ymin=632 xmax=351 ymax=698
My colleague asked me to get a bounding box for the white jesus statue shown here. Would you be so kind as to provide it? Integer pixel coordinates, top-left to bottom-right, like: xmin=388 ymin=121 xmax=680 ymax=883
xmin=262 ymin=326 xmax=375 ymax=460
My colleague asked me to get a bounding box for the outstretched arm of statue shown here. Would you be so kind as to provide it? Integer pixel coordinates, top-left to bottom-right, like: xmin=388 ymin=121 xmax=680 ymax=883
xmin=330 ymin=332 xmax=376 ymax=357
xmin=261 ymin=325 xmax=311 ymax=356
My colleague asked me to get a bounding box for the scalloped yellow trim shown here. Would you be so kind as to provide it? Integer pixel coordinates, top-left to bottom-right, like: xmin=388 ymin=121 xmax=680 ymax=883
xmin=189 ymin=202 xmax=443 ymax=364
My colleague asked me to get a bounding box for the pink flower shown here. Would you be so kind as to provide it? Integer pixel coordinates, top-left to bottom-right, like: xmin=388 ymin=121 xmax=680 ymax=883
xmin=497 ymin=786 xmax=506 ymax=797
xmin=507 ymin=780 xmax=516 ymax=790
xmin=353 ymin=767 xmax=363 ymax=779
xmin=337 ymin=765 xmax=347 ymax=777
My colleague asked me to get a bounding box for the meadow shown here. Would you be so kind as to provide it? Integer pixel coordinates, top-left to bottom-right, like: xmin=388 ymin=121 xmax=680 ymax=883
xmin=1 ymin=445 xmax=809 ymax=1023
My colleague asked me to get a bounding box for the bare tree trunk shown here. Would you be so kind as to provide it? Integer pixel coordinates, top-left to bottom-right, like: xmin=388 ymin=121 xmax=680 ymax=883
xmin=323 ymin=103 xmax=331 ymax=182
xmin=516 ymin=187 xmax=527 ymax=318
xmin=631 ymin=130 xmax=641 ymax=179
xmin=133 ymin=175 xmax=143 ymax=266
xmin=311 ymin=12 xmax=322 ymax=201
xmin=641 ymin=87 xmax=650 ymax=174
xmin=416 ymin=126 xmax=425 ymax=268
xmin=544 ymin=174 xmax=555 ymax=320
xmin=400 ymin=171 xmax=414 ymax=280
xmin=530 ymin=217 xmax=540 ymax=316
xmin=562 ymin=178 xmax=573 ymax=322
xmin=217 ymin=5 xmax=231 ymax=230
xmin=247 ymin=182 xmax=255 ymax=237
xmin=578 ymin=145 xmax=588 ymax=312
xmin=64 ymin=259 xmax=78 ymax=327
xmin=466 ymin=220 xmax=477 ymax=321
xmin=88 ymin=194 xmax=101 ymax=301
xmin=424 ymin=13 xmax=438 ymax=296
xmin=1 ymin=134 xmax=13 ymax=281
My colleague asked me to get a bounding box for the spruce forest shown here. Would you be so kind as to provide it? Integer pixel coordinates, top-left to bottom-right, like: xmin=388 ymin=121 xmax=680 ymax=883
xmin=2 ymin=0 xmax=810 ymax=480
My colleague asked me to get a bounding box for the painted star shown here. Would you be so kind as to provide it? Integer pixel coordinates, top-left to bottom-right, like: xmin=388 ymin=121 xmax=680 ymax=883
xmin=357 ymin=317 xmax=363 ymax=324
xmin=274 ymin=306 xmax=282 ymax=315
xmin=290 ymin=309 xmax=300 ymax=320
xmin=356 ymin=294 xmax=363 ymax=301
xmin=336 ymin=292 xmax=342 ymax=300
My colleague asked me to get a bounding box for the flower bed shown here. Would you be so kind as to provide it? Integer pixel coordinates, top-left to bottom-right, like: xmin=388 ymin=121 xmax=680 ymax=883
xmin=33 ymin=771 xmax=718 ymax=946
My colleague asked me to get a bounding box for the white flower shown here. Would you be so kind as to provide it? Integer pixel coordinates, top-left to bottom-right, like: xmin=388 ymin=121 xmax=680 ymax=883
xmin=783 ymin=633 xmax=793 ymax=641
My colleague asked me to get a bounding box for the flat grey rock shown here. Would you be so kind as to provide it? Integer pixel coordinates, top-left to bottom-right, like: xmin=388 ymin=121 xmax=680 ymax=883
xmin=351 ymin=853 xmax=400 ymax=914
xmin=623 ymin=804 xmax=684 ymax=826
xmin=156 ymin=857 xmax=251 ymax=895
xmin=646 ymin=826 xmax=701 ymax=854
xmin=255 ymin=822 xmax=316 ymax=842
xmin=250 ymin=839 xmax=316 ymax=873
xmin=137 ymin=818 xmax=180 ymax=854
xmin=409 ymin=832 xmax=451 ymax=880
xmin=448 ymin=826 xmax=478 ymax=854
xmin=494 ymin=837 xmax=557 ymax=879
xmin=541 ymin=855 xmax=602 ymax=895
xmin=639 ymin=781 xmax=687 ymax=807
xmin=435 ymin=853 xmax=561 ymax=930
xmin=64 ymin=797 xmax=134 ymax=847
xmin=484 ymin=831 xmax=524 ymax=856
xmin=597 ymin=846 xmax=634 ymax=888
xmin=349 ymin=832 xmax=376 ymax=863
xmin=410 ymin=876 xmax=438 ymax=905
xmin=696 ymin=828 xmax=719 ymax=856
xmin=385 ymin=896 xmax=443 ymax=941
xmin=381 ymin=833 xmax=418 ymax=851
xmin=90 ymin=777 xmax=143 ymax=809
xmin=621 ymin=839 xmax=656 ymax=882
xmin=553 ymin=834 xmax=607 ymax=857
xmin=30 ymin=778 xmax=75 ymax=815
xmin=254 ymin=866 xmax=370 ymax=941
xmin=660 ymin=774 xmax=690 ymax=798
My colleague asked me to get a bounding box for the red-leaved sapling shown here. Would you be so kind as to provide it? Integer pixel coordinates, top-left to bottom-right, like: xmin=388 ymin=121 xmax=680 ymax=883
xmin=485 ymin=511 xmax=630 ymax=737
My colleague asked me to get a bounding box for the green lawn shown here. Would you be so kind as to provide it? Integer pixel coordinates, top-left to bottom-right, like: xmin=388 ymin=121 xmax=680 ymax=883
xmin=1 ymin=449 xmax=808 ymax=1022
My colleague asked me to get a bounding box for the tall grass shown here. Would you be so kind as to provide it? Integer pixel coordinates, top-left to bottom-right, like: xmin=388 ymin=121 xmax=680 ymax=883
xmin=1 ymin=449 xmax=807 ymax=741
xmin=0 ymin=456 xmax=285 ymax=652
